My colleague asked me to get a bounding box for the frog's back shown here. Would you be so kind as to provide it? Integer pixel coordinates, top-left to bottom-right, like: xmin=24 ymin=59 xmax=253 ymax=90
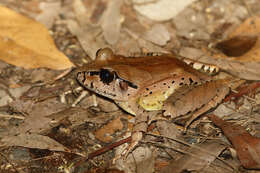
xmin=107 ymin=54 xmax=210 ymax=87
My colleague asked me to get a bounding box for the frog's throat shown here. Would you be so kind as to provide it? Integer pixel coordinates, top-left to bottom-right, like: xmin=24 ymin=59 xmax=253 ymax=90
xmin=115 ymin=86 xmax=178 ymax=115
xmin=138 ymin=87 xmax=176 ymax=111
xmin=115 ymin=101 xmax=136 ymax=115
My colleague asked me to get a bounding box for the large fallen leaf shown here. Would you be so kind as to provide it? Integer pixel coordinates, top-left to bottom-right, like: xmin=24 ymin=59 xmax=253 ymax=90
xmin=0 ymin=6 xmax=74 ymax=69
xmin=209 ymin=114 xmax=260 ymax=169
xmin=0 ymin=133 xmax=70 ymax=152
xmin=160 ymin=140 xmax=227 ymax=173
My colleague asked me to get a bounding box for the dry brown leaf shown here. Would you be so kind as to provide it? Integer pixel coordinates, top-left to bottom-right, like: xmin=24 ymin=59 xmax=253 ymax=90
xmin=0 ymin=85 xmax=30 ymax=107
xmin=115 ymin=146 xmax=155 ymax=173
xmin=95 ymin=116 xmax=124 ymax=143
xmin=160 ymin=140 xmax=227 ymax=173
xmin=198 ymin=16 xmax=260 ymax=80
xmin=101 ymin=0 xmax=122 ymax=45
xmin=133 ymin=0 xmax=195 ymax=21
xmin=156 ymin=121 xmax=182 ymax=139
xmin=209 ymin=114 xmax=260 ymax=169
xmin=36 ymin=1 xmax=61 ymax=28
xmin=0 ymin=6 xmax=74 ymax=69
xmin=0 ymin=133 xmax=70 ymax=152
xmin=70 ymin=0 xmax=106 ymax=60
xmin=217 ymin=16 xmax=260 ymax=62
xmin=96 ymin=97 xmax=119 ymax=113
xmin=5 ymin=98 xmax=68 ymax=136
xmin=216 ymin=35 xmax=257 ymax=57
xmin=215 ymin=59 xmax=260 ymax=80
xmin=67 ymin=20 xmax=102 ymax=60
xmin=143 ymin=24 xmax=170 ymax=46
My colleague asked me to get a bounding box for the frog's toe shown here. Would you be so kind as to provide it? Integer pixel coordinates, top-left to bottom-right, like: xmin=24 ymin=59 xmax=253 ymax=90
xmin=122 ymin=131 xmax=143 ymax=159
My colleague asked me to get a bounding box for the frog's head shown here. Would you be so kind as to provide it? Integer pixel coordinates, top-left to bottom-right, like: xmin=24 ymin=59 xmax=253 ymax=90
xmin=76 ymin=48 xmax=140 ymax=101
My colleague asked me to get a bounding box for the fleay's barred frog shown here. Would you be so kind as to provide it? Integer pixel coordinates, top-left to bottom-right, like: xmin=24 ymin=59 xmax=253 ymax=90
xmin=76 ymin=48 xmax=230 ymax=157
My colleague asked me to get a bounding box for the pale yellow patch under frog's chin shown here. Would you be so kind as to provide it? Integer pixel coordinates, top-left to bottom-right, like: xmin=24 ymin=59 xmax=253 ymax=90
xmin=138 ymin=86 xmax=178 ymax=111
xmin=115 ymin=86 xmax=180 ymax=115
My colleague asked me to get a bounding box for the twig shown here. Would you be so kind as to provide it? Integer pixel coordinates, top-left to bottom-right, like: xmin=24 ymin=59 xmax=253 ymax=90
xmin=0 ymin=114 xmax=25 ymax=120
xmin=74 ymin=136 xmax=131 ymax=168
xmin=224 ymin=81 xmax=260 ymax=102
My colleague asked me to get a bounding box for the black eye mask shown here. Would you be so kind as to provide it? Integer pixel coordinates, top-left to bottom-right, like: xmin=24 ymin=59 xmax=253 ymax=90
xmin=81 ymin=69 xmax=138 ymax=89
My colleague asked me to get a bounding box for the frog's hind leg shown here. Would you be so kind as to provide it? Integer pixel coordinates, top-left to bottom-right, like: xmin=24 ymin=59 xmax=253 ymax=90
xmin=184 ymin=81 xmax=230 ymax=131
xmin=162 ymin=80 xmax=230 ymax=132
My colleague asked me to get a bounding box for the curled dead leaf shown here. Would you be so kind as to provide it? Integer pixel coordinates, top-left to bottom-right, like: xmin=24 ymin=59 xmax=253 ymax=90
xmin=200 ymin=17 xmax=260 ymax=80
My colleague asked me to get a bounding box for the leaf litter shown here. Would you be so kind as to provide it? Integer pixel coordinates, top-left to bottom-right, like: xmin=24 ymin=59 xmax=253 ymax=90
xmin=0 ymin=0 xmax=260 ymax=173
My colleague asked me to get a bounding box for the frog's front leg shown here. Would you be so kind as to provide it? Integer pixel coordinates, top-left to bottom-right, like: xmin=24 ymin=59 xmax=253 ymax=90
xmin=121 ymin=104 xmax=152 ymax=158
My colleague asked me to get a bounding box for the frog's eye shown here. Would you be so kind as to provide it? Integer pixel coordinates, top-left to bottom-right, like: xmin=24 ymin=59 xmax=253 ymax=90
xmin=96 ymin=48 xmax=114 ymax=61
xmin=99 ymin=69 xmax=115 ymax=85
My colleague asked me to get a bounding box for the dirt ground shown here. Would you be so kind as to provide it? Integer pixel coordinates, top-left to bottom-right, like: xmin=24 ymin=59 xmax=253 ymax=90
xmin=0 ymin=0 xmax=260 ymax=173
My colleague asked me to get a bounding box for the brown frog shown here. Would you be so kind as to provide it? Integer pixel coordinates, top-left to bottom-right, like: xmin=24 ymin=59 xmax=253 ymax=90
xmin=76 ymin=48 xmax=230 ymax=157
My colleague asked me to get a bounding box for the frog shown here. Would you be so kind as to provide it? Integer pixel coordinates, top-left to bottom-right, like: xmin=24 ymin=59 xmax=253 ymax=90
xmin=76 ymin=47 xmax=230 ymax=157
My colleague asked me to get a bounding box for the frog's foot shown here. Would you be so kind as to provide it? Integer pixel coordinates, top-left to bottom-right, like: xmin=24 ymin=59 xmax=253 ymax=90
xmin=181 ymin=57 xmax=219 ymax=75
xmin=116 ymin=109 xmax=149 ymax=160
xmin=60 ymin=86 xmax=98 ymax=108
xmin=121 ymin=131 xmax=143 ymax=159
xmin=60 ymin=86 xmax=86 ymax=106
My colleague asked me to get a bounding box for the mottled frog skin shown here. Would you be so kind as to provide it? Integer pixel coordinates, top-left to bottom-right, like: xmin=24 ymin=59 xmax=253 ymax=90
xmin=76 ymin=48 xmax=229 ymax=157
